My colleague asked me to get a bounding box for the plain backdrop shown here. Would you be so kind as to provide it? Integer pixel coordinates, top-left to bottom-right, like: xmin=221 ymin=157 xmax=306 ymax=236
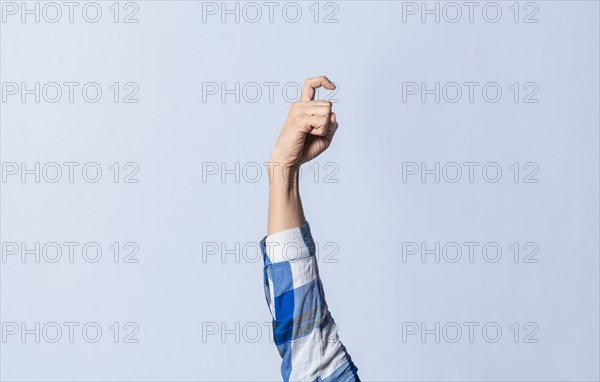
xmin=1 ymin=1 xmax=599 ymax=381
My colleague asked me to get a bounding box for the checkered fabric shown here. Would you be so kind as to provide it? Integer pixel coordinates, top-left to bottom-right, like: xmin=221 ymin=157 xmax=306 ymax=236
xmin=260 ymin=222 xmax=360 ymax=382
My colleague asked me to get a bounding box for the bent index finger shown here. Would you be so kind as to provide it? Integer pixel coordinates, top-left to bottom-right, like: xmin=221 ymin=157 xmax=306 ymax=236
xmin=301 ymin=76 xmax=336 ymax=101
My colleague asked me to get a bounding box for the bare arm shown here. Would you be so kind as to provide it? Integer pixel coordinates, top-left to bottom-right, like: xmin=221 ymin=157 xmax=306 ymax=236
xmin=266 ymin=76 xmax=337 ymax=234
xmin=260 ymin=76 xmax=359 ymax=381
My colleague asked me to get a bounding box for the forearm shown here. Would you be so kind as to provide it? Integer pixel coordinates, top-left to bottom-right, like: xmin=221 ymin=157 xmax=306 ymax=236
xmin=267 ymin=163 xmax=305 ymax=235
xmin=260 ymin=76 xmax=359 ymax=381
xmin=262 ymin=165 xmax=359 ymax=382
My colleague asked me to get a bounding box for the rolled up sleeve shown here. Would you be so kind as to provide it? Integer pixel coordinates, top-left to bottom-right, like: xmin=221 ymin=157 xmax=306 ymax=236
xmin=260 ymin=222 xmax=360 ymax=382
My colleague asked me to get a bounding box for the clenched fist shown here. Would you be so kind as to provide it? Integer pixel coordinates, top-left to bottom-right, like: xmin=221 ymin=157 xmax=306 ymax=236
xmin=268 ymin=76 xmax=338 ymax=169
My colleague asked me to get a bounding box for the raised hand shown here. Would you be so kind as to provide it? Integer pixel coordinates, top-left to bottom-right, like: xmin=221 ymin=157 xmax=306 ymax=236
xmin=268 ymin=76 xmax=338 ymax=168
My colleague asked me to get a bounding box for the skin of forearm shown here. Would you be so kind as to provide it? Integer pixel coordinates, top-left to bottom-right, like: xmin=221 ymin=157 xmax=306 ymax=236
xmin=267 ymin=163 xmax=306 ymax=235
xmin=265 ymin=75 xmax=337 ymax=236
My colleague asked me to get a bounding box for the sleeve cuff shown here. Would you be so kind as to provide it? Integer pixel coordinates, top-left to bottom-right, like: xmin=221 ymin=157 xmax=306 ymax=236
xmin=261 ymin=222 xmax=316 ymax=264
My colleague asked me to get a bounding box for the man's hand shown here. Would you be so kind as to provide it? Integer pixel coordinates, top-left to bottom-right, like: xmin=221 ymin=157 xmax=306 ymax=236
xmin=268 ymin=76 xmax=338 ymax=169
xmin=266 ymin=76 xmax=338 ymax=234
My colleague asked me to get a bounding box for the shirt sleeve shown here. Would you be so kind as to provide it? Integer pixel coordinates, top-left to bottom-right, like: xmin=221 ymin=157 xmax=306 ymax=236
xmin=260 ymin=222 xmax=360 ymax=382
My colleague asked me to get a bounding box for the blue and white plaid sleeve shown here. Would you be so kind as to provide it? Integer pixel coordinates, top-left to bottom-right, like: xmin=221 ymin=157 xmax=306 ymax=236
xmin=260 ymin=222 xmax=360 ymax=382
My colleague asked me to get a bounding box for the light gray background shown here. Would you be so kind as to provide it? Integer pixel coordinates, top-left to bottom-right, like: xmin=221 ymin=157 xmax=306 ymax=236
xmin=1 ymin=1 xmax=599 ymax=381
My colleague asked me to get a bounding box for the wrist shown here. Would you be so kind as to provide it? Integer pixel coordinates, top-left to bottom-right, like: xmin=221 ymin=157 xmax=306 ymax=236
xmin=266 ymin=157 xmax=300 ymax=186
